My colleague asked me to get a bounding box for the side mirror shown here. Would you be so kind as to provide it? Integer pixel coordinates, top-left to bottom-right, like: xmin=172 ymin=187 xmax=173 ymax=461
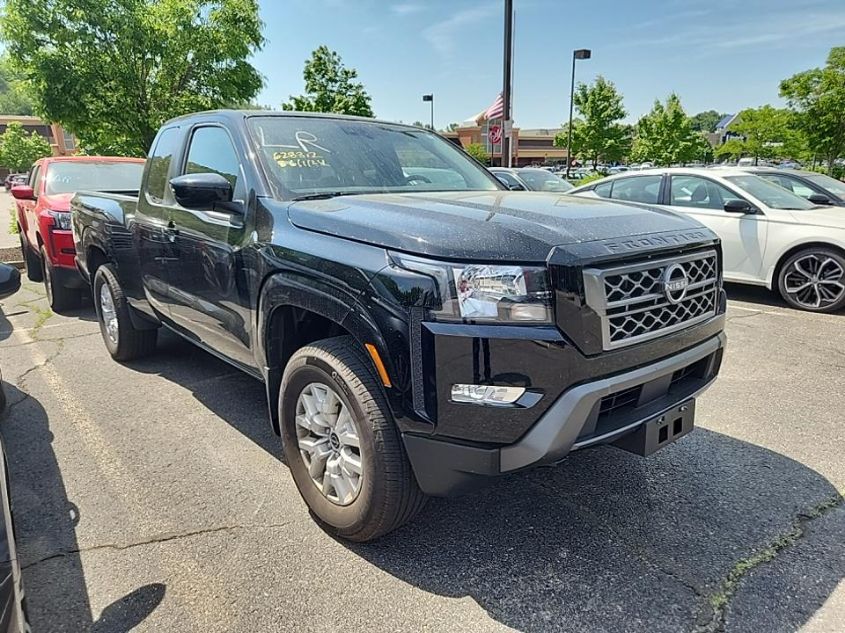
xmin=723 ymin=199 xmax=756 ymax=214
xmin=508 ymin=183 xmax=526 ymax=191
xmin=0 ymin=263 xmax=21 ymax=300
xmin=807 ymin=193 xmax=833 ymax=205
xmin=10 ymin=185 xmax=34 ymax=200
xmin=170 ymin=173 xmax=233 ymax=209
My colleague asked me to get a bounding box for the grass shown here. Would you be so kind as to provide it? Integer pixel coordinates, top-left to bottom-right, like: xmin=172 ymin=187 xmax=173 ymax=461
xmin=8 ymin=207 xmax=19 ymax=235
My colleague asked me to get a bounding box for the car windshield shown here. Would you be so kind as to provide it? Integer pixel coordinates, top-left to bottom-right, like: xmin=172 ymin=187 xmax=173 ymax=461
xmin=247 ymin=116 xmax=500 ymax=199
xmin=724 ymin=174 xmax=817 ymax=210
xmin=516 ymin=169 xmax=573 ymax=192
xmin=804 ymin=172 xmax=845 ymax=197
xmin=45 ymin=161 xmax=145 ymax=195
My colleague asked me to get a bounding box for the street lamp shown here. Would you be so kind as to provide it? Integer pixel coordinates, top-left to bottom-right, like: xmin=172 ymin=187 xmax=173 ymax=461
xmin=422 ymin=94 xmax=434 ymax=130
xmin=566 ymin=48 xmax=591 ymax=179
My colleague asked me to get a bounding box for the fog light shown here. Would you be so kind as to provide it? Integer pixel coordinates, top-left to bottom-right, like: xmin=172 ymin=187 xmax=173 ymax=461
xmin=451 ymin=384 xmax=525 ymax=406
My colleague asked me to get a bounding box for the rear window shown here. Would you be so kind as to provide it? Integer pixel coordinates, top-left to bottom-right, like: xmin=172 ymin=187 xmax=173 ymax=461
xmin=45 ymin=161 xmax=145 ymax=195
xmin=609 ymin=175 xmax=662 ymax=204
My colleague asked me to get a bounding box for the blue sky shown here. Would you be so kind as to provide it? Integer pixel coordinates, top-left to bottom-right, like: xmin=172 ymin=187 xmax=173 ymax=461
xmin=253 ymin=0 xmax=845 ymax=128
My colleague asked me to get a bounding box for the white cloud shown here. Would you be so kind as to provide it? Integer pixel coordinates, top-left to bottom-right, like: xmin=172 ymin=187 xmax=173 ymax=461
xmin=391 ymin=3 xmax=424 ymax=15
xmin=423 ymin=3 xmax=499 ymax=58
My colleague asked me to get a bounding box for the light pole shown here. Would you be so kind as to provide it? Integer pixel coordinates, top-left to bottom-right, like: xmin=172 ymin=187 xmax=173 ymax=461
xmin=501 ymin=0 xmax=514 ymax=167
xmin=422 ymin=94 xmax=434 ymax=130
xmin=566 ymin=48 xmax=591 ymax=179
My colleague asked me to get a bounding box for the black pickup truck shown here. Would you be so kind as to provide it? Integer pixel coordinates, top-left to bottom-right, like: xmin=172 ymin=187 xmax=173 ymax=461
xmin=72 ymin=110 xmax=726 ymax=541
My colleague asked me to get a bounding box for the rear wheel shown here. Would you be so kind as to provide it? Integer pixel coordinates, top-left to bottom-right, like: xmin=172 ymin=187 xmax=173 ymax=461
xmin=93 ymin=264 xmax=157 ymax=361
xmin=778 ymin=247 xmax=845 ymax=313
xmin=19 ymin=234 xmax=42 ymax=283
xmin=40 ymin=246 xmax=80 ymax=313
xmin=280 ymin=336 xmax=426 ymax=542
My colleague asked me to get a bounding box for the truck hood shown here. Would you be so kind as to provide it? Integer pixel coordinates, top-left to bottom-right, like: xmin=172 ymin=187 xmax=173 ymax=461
xmin=287 ymin=191 xmax=709 ymax=261
xmin=40 ymin=192 xmax=75 ymax=212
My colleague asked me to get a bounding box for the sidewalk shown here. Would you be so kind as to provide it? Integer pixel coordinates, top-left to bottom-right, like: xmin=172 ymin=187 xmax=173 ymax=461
xmin=1 ymin=190 xmax=22 ymax=261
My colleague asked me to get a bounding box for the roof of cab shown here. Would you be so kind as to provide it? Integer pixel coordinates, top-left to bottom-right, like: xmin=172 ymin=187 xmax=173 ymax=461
xmin=163 ymin=109 xmax=423 ymax=131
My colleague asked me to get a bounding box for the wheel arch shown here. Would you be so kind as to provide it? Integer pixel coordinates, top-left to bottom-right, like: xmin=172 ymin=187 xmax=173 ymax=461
xmin=257 ymin=272 xmax=391 ymax=435
xmin=768 ymin=240 xmax=845 ymax=289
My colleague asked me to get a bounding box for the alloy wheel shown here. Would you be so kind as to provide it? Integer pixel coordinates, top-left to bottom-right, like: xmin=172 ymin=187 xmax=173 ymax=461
xmin=295 ymin=382 xmax=363 ymax=506
xmin=99 ymin=282 xmax=119 ymax=345
xmin=783 ymin=253 xmax=845 ymax=309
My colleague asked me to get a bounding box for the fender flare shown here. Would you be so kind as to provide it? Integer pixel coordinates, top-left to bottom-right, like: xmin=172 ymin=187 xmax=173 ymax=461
xmin=255 ymin=270 xmax=392 ymax=434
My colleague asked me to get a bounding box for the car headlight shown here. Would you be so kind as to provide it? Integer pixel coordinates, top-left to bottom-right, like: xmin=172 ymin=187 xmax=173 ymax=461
xmin=49 ymin=210 xmax=71 ymax=230
xmin=392 ymin=254 xmax=553 ymax=323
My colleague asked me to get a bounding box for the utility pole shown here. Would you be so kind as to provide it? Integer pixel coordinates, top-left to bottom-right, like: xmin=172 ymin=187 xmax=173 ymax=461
xmin=566 ymin=48 xmax=591 ymax=179
xmin=501 ymin=0 xmax=514 ymax=167
xmin=422 ymin=94 xmax=434 ymax=130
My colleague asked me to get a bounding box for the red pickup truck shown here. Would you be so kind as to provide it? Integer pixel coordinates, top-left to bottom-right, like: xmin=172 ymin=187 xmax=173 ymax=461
xmin=13 ymin=156 xmax=145 ymax=311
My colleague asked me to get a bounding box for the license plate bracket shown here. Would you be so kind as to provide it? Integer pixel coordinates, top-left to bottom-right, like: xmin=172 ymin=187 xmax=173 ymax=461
xmin=612 ymin=400 xmax=695 ymax=457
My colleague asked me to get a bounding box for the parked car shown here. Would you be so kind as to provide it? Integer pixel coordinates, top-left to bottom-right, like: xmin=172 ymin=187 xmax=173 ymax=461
xmin=490 ymin=167 xmax=574 ymax=192
xmin=570 ymin=167 xmax=845 ymax=312
xmin=12 ymin=156 xmax=145 ymax=312
xmin=0 ymin=262 xmax=28 ymax=633
xmin=73 ymin=110 xmax=726 ymax=541
xmin=736 ymin=167 xmax=845 ymax=207
xmin=3 ymin=175 xmax=26 ymax=192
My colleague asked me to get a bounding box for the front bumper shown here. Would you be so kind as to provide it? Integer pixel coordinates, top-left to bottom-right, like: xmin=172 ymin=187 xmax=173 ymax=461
xmin=403 ymin=332 xmax=725 ymax=496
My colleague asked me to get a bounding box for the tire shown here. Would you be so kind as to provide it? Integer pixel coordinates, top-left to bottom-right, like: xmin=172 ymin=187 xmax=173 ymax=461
xmin=777 ymin=247 xmax=845 ymax=313
xmin=40 ymin=246 xmax=80 ymax=313
xmin=280 ymin=336 xmax=427 ymax=542
xmin=19 ymin=234 xmax=42 ymax=283
xmin=93 ymin=264 xmax=157 ymax=361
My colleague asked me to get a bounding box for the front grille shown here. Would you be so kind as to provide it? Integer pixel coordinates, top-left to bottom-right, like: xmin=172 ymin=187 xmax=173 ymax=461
xmin=598 ymin=385 xmax=642 ymax=420
xmin=583 ymin=250 xmax=719 ymax=350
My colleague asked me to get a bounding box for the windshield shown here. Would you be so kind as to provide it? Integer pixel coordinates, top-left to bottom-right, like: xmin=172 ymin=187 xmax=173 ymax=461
xmin=804 ymin=173 xmax=845 ymax=197
xmin=724 ymin=174 xmax=817 ymax=210
xmin=247 ymin=116 xmax=500 ymax=199
xmin=516 ymin=169 xmax=573 ymax=192
xmin=45 ymin=161 xmax=145 ymax=195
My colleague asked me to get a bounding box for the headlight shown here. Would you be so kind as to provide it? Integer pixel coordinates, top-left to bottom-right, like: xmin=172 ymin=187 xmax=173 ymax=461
xmin=392 ymin=254 xmax=552 ymax=323
xmin=49 ymin=210 xmax=71 ymax=230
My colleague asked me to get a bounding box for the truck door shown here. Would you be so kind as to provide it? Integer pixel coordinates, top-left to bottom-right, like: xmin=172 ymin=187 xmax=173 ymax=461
xmin=135 ymin=126 xmax=182 ymax=318
xmin=162 ymin=124 xmax=256 ymax=369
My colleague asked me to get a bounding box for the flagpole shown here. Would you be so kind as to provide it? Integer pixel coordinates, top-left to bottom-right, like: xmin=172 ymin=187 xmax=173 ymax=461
xmin=502 ymin=0 xmax=514 ymax=168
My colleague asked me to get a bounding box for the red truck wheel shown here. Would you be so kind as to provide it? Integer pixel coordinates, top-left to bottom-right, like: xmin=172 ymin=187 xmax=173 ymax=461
xmin=40 ymin=246 xmax=80 ymax=313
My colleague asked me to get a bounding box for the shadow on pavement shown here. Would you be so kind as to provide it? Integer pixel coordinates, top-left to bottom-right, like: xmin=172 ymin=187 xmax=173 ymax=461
xmin=121 ymin=333 xmax=844 ymax=633
xmin=725 ymin=282 xmax=844 ymax=315
xmin=0 ymin=384 xmax=165 ymax=632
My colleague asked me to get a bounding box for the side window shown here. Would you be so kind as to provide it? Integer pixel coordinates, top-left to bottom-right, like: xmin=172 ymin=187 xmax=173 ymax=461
xmin=184 ymin=126 xmax=243 ymax=199
xmin=781 ymin=176 xmax=814 ymax=199
xmin=610 ymin=176 xmax=661 ymax=204
xmin=29 ymin=165 xmax=41 ymax=192
xmin=594 ymin=181 xmax=612 ymax=198
xmin=669 ymin=175 xmax=741 ymax=210
xmin=495 ymin=172 xmax=522 ymax=188
xmin=146 ymin=127 xmax=181 ymax=203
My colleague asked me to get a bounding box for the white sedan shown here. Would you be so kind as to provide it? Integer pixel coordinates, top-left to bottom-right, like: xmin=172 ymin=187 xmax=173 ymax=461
xmin=570 ymin=167 xmax=845 ymax=312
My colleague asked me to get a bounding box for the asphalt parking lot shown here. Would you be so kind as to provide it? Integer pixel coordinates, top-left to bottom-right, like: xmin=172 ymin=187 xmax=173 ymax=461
xmin=1 ymin=274 xmax=843 ymax=632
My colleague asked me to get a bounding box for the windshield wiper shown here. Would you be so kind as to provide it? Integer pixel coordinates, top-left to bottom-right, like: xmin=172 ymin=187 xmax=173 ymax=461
xmin=291 ymin=191 xmax=376 ymax=201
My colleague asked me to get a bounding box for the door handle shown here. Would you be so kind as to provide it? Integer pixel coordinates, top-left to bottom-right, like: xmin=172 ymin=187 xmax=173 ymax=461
xmin=165 ymin=220 xmax=179 ymax=242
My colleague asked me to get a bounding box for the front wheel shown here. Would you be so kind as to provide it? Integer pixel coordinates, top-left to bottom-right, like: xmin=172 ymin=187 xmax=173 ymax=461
xmin=93 ymin=264 xmax=157 ymax=361
xmin=778 ymin=248 xmax=845 ymax=313
xmin=280 ymin=336 xmax=427 ymax=542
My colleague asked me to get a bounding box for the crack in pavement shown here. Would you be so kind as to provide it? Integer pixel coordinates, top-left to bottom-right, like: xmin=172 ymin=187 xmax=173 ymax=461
xmin=21 ymin=521 xmax=298 ymax=571
xmin=2 ymin=330 xmax=98 ymax=349
xmin=692 ymin=494 xmax=844 ymax=633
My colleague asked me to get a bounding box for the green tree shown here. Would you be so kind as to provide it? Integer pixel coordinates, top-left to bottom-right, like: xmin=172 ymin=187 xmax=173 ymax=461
xmin=780 ymin=47 xmax=845 ymax=174
xmin=554 ymin=76 xmax=630 ymax=168
xmin=730 ymin=106 xmax=792 ymax=164
xmin=464 ymin=142 xmax=490 ymax=165
xmin=283 ymin=46 xmax=374 ymax=117
xmin=632 ymin=94 xmax=710 ymax=166
xmin=0 ymin=121 xmax=51 ymax=171
xmin=1 ymin=0 xmax=265 ymax=156
xmin=0 ymin=54 xmax=34 ymax=115
xmin=689 ymin=110 xmax=725 ymax=133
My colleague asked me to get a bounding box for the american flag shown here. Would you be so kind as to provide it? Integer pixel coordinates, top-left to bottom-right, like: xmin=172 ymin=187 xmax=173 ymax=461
xmin=484 ymin=93 xmax=504 ymax=120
